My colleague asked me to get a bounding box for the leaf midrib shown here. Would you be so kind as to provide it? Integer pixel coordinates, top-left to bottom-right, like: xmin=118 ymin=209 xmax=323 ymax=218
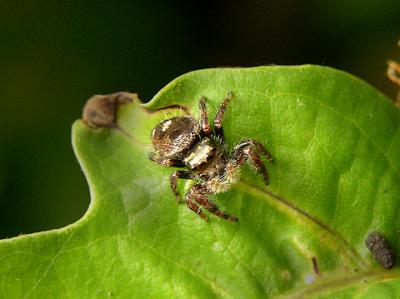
xmin=237 ymin=180 xmax=366 ymax=269
xmin=277 ymin=269 xmax=400 ymax=299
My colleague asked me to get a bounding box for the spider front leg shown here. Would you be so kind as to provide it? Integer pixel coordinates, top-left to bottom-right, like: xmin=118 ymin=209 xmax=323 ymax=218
xmin=169 ymin=170 xmax=196 ymax=202
xmin=214 ymin=91 xmax=233 ymax=140
xmin=232 ymin=139 xmax=273 ymax=185
xmin=199 ymin=97 xmax=212 ymax=136
xmin=149 ymin=153 xmax=185 ymax=167
xmin=186 ymin=184 xmax=238 ymax=222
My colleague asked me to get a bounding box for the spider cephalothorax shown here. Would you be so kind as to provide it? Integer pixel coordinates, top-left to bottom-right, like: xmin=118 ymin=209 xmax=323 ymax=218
xmin=149 ymin=92 xmax=273 ymax=222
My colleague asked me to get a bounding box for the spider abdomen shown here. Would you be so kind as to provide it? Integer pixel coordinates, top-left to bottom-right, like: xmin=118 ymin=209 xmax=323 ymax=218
xmin=151 ymin=116 xmax=200 ymax=160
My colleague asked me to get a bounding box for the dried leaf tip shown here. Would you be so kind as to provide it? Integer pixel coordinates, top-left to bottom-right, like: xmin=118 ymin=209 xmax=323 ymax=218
xmin=82 ymin=92 xmax=137 ymax=128
xmin=386 ymin=39 xmax=400 ymax=107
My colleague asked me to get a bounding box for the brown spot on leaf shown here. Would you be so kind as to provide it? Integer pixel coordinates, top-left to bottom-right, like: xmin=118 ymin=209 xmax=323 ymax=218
xmin=311 ymin=256 xmax=320 ymax=276
xmin=82 ymin=92 xmax=136 ymax=128
xmin=281 ymin=269 xmax=292 ymax=281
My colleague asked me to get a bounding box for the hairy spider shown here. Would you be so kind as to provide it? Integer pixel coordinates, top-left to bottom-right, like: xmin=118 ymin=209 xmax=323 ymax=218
xmin=149 ymin=92 xmax=273 ymax=222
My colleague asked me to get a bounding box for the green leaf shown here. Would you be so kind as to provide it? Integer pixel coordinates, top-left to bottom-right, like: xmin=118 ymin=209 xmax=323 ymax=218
xmin=1 ymin=65 xmax=400 ymax=298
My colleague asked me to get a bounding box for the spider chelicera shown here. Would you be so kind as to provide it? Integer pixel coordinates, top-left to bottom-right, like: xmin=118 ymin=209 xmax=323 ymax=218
xmin=149 ymin=92 xmax=273 ymax=222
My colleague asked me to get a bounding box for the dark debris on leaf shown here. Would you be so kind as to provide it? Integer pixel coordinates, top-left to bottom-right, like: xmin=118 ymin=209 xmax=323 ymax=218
xmin=311 ymin=256 xmax=320 ymax=276
xmin=365 ymin=231 xmax=396 ymax=269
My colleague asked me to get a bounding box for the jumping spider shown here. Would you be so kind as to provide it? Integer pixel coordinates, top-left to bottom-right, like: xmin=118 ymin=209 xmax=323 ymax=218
xmin=149 ymin=92 xmax=273 ymax=222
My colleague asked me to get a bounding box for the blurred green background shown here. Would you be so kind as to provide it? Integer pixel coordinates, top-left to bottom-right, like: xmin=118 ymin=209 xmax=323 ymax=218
xmin=1 ymin=0 xmax=399 ymax=238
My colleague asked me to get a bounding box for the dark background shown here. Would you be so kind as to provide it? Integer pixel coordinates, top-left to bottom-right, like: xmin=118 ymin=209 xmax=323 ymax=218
xmin=1 ymin=0 xmax=399 ymax=238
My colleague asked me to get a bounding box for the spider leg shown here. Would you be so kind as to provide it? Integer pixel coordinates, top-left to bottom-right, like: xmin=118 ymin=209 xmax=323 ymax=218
xmin=149 ymin=153 xmax=185 ymax=167
xmin=214 ymin=91 xmax=233 ymax=140
xmin=248 ymin=139 xmax=273 ymax=162
xmin=232 ymin=139 xmax=273 ymax=185
xmin=199 ymin=97 xmax=212 ymax=136
xmin=187 ymin=184 xmax=238 ymax=222
xmin=186 ymin=198 xmax=209 ymax=221
xmin=169 ymin=170 xmax=196 ymax=202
